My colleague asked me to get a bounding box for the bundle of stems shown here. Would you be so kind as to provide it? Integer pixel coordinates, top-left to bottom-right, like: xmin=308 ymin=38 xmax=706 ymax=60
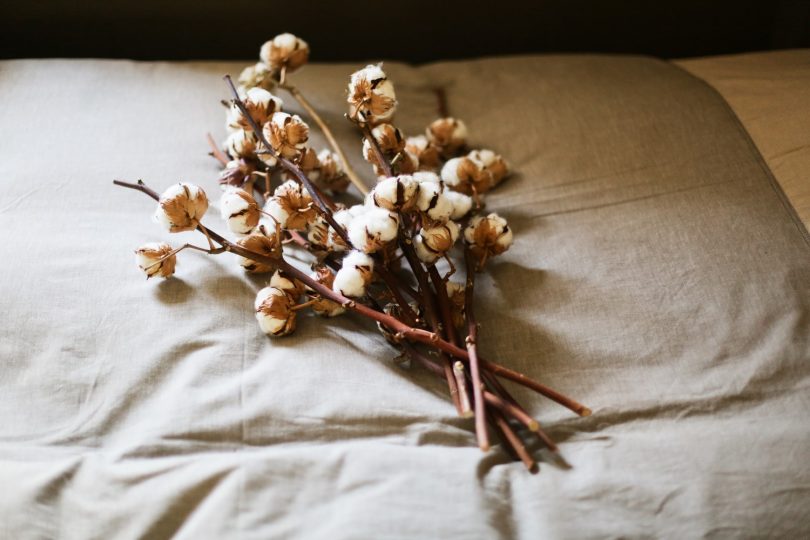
xmin=117 ymin=35 xmax=590 ymax=472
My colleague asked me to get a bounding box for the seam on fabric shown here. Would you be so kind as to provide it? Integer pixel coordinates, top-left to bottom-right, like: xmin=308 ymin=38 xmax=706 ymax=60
xmin=669 ymin=61 xmax=810 ymax=248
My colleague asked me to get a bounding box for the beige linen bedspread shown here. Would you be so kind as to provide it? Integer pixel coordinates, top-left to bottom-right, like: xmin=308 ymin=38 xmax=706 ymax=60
xmin=0 ymin=52 xmax=808 ymax=539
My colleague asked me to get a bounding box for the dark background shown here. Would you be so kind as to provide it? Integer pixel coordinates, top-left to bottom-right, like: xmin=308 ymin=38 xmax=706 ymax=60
xmin=2 ymin=0 xmax=809 ymax=62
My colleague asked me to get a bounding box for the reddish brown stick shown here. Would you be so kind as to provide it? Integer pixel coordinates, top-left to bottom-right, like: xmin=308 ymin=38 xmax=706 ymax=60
xmin=491 ymin=409 xmax=538 ymax=473
xmin=464 ymin=248 xmax=489 ymax=451
xmin=452 ymin=362 xmax=474 ymax=418
xmin=206 ymin=133 xmax=229 ymax=166
xmin=426 ymin=263 xmax=474 ymax=421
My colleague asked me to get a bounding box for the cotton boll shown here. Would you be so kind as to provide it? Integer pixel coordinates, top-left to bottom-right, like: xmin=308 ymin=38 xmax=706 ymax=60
xmin=218 ymin=159 xmax=254 ymax=188
xmin=225 ymin=107 xmax=242 ymax=134
xmin=328 ymin=208 xmax=354 ymax=252
xmin=468 ymin=149 xmax=496 ymax=166
xmin=343 ymin=250 xmax=375 ymax=282
xmin=441 ymin=153 xmax=505 ymax=195
xmin=306 ymin=215 xmax=329 ymax=249
xmin=236 ymin=222 xmax=283 ymax=273
xmin=370 ymin=123 xmax=406 ymax=154
xmin=423 ymin=220 xmax=459 ymax=252
xmin=362 ymin=123 xmax=409 ymax=175
xmin=264 ymin=196 xmax=291 ymax=229
xmin=283 ymin=147 xmax=320 ymax=183
xmin=369 ymin=175 xmax=420 ymax=212
xmin=225 ymin=129 xmax=259 ymax=160
xmin=260 ymin=33 xmax=310 ymax=73
xmin=333 ymin=268 xmax=366 ymax=299
xmin=254 ymin=286 xmax=297 ymax=337
xmin=413 ymin=235 xmax=438 ymax=263
xmin=440 ymin=157 xmax=465 ymax=188
xmin=268 ymin=180 xmax=317 ymax=230
xmin=220 ymin=188 xmax=260 ymax=235
xmin=396 ymin=149 xmax=418 ymax=175
xmin=415 ymin=181 xmax=453 ymax=225
xmin=347 ymin=64 xmax=397 ymax=125
xmin=263 ymin=112 xmax=309 ymax=160
xmin=413 ymin=171 xmax=443 ymax=188
xmin=464 ymin=213 xmax=514 ymax=270
xmin=347 ymin=207 xmax=399 ymax=253
xmin=406 ymin=135 xmax=441 ymax=171
xmin=227 ymin=87 xmax=283 ymax=132
xmin=444 ymin=190 xmax=473 ymax=220
xmin=135 ymin=242 xmax=176 ymax=279
xmin=270 ymin=270 xmax=305 ymax=302
xmin=426 ymin=117 xmax=468 ymax=158
xmin=258 ymin=151 xmax=278 ymax=168
xmin=469 ymin=149 xmax=510 ymax=186
xmin=333 ymin=251 xmax=374 ymax=297
xmin=237 ymin=62 xmax=275 ymax=92
xmin=348 ymin=204 xmax=370 ymax=218
xmin=153 ymin=183 xmax=209 ymax=233
xmin=309 ymin=267 xmax=346 ymax=317
xmin=315 ymin=149 xmax=350 ymax=193
xmin=413 ymin=221 xmax=459 ymax=263
xmin=405 ymin=135 xmax=428 ymax=152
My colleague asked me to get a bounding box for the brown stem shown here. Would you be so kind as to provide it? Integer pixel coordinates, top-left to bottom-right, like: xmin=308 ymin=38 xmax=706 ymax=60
xmin=479 ymin=359 xmax=592 ymax=417
xmin=428 ymin=264 xmax=460 ymax=345
xmin=404 ymin=344 xmax=462 ymax=417
xmin=279 ymin=83 xmax=368 ymax=196
xmin=483 ymin=390 xmax=537 ymax=431
xmin=374 ymin=265 xmax=418 ymax=327
xmin=402 ymin=342 xmax=443 ymax=376
xmin=491 ymin=409 xmax=538 ymax=473
xmin=291 ymin=299 xmax=318 ymax=311
xmin=483 ymin=390 xmax=560 ymax=453
xmin=464 ymin=248 xmax=489 ymax=451
xmin=376 ymin=265 xmax=419 ymax=302
xmin=286 ymin=230 xmax=313 ymax=251
xmin=360 ymin=123 xmax=393 ymax=178
xmin=487 ymin=416 xmax=520 ymax=462
xmin=452 ymin=361 xmax=474 ymax=418
xmin=206 ymin=133 xmax=229 ymax=166
xmin=398 ymin=233 xmax=461 ymax=414
xmin=430 ymin=262 xmax=475 ymax=417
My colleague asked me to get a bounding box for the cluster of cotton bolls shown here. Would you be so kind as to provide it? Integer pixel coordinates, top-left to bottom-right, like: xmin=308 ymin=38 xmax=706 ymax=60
xmin=221 ymin=87 xmax=348 ymax=196
xmin=235 ymin=59 xmax=514 ymax=337
xmin=135 ymin=34 xmax=515 ymax=340
xmin=345 ymin=64 xmax=511 ymax=207
xmin=219 ymin=34 xmax=349 ymax=196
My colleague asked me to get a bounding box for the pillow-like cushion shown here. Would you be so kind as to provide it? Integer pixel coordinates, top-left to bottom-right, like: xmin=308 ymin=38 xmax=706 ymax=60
xmin=0 ymin=55 xmax=808 ymax=538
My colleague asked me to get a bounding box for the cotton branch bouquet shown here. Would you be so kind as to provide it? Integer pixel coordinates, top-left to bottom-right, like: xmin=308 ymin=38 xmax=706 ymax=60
xmin=116 ymin=33 xmax=591 ymax=472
